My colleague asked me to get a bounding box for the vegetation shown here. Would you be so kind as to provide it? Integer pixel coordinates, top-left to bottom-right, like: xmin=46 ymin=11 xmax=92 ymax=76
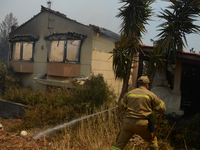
xmin=173 ymin=113 xmax=200 ymax=149
xmin=113 ymin=0 xmax=155 ymax=102
xmin=156 ymin=0 xmax=200 ymax=62
xmin=0 ymin=62 xmax=199 ymax=149
xmin=0 ymin=59 xmax=21 ymax=94
xmin=151 ymin=112 xmax=200 ymax=150
xmin=2 ymin=74 xmax=116 ymax=128
xmin=112 ymin=0 xmax=200 ymax=99
xmin=1 ymin=2 xmax=200 ymax=148
xmin=0 ymin=12 xmax=18 ymax=62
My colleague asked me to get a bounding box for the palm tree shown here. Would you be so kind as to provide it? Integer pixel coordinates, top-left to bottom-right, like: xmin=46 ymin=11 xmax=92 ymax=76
xmin=112 ymin=33 xmax=140 ymax=102
xmin=144 ymin=0 xmax=200 ymax=89
xmin=146 ymin=44 xmax=168 ymax=89
xmin=156 ymin=0 xmax=200 ymax=62
xmin=114 ymin=0 xmax=155 ymax=102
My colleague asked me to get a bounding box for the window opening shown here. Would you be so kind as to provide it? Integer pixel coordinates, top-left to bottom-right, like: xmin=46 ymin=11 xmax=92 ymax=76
xmin=49 ymin=41 xmax=65 ymax=62
xmin=48 ymin=40 xmax=81 ymax=63
xmin=22 ymin=42 xmax=33 ymax=61
xmin=66 ymin=40 xmax=81 ymax=62
xmin=12 ymin=42 xmax=21 ymax=60
xmin=11 ymin=42 xmax=33 ymax=61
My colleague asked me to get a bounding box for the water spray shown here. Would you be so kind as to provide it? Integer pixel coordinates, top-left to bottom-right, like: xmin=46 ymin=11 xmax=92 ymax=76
xmin=33 ymin=106 xmax=118 ymax=139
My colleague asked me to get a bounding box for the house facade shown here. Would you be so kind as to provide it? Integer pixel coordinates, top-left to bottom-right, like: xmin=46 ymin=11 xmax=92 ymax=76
xmin=9 ymin=6 xmax=123 ymax=95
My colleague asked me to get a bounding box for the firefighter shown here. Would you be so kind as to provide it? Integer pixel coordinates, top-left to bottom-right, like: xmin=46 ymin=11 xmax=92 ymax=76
xmin=110 ymin=76 xmax=166 ymax=150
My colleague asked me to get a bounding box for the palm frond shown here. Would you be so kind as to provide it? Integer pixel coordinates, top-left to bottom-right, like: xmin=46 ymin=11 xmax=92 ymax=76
xmin=155 ymin=0 xmax=200 ymax=63
xmin=111 ymin=33 xmax=138 ymax=79
xmin=117 ymin=0 xmax=155 ymax=37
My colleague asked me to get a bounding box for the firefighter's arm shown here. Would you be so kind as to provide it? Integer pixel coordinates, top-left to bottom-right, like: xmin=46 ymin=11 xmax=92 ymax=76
xmin=118 ymin=95 xmax=127 ymax=111
xmin=153 ymin=96 xmax=166 ymax=114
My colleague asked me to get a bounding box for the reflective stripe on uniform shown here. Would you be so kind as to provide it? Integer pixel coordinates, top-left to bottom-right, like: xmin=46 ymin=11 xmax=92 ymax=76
xmin=155 ymin=101 xmax=164 ymax=110
xmin=150 ymin=142 xmax=158 ymax=147
xmin=110 ymin=146 xmax=121 ymax=150
xmin=121 ymin=99 xmax=127 ymax=108
xmin=127 ymin=94 xmax=149 ymax=99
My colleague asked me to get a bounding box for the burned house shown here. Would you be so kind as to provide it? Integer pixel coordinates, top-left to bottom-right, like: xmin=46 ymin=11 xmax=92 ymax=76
xmin=9 ymin=6 xmax=123 ymax=94
xmin=132 ymin=47 xmax=200 ymax=115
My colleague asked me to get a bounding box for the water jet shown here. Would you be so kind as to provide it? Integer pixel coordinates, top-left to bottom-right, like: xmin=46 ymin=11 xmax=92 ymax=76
xmin=33 ymin=106 xmax=117 ymax=139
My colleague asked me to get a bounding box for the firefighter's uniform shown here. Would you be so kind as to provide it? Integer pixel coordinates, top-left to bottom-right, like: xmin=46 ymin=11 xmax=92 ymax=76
xmin=110 ymin=76 xmax=166 ymax=150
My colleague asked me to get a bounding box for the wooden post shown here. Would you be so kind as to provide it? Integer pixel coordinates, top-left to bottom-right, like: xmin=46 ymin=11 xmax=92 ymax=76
xmin=172 ymin=61 xmax=182 ymax=95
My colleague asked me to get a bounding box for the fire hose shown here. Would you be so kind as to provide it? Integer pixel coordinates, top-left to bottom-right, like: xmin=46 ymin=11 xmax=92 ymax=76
xmin=145 ymin=114 xmax=176 ymax=150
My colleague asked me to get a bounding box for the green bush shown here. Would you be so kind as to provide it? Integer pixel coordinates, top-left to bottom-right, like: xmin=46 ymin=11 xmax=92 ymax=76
xmin=3 ymin=74 xmax=117 ymax=129
xmin=3 ymin=87 xmax=45 ymax=105
xmin=67 ymin=74 xmax=116 ymax=114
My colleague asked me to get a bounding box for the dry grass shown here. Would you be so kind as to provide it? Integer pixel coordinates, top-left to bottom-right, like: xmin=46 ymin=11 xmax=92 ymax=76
xmin=1 ymin=106 xmax=175 ymax=150
xmin=0 ymin=72 xmax=175 ymax=150
xmin=34 ymin=106 xmax=121 ymax=150
xmin=31 ymin=108 xmax=171 ymax=150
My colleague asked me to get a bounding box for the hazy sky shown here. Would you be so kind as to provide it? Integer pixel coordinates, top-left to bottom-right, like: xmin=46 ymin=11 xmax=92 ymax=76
xmin=0 ymin=0 xmax=200 ymax=52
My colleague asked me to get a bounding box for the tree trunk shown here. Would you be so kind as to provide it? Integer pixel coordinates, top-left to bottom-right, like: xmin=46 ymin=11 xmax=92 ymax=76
xmin=117 ymin=50 xmax=134 ymax=123
xmin=118 ymin=74 xmax=129 ymax=103
xmin=118 ymin=50 xmax=134 ymax=103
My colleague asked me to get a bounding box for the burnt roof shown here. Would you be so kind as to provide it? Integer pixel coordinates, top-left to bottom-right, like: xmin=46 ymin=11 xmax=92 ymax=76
xmin=45 ymin=32 xmax=87 ymax=41
xmin=177 ymin=51 xmax=200 ymax=65
xmin=9 ymin=34 xmax=39 ymax=42
xmin=140 ymin=45 xmax=200 ymax=65
xmin=10 ymin=5 xmax=85 ymax=34
xmin=41 ymin=6 xmax=67 ymax=18
xmin=89 ymin=24 xmax=120 ymax=40
xmin=10 ymin=6 xmax=120 ymax=41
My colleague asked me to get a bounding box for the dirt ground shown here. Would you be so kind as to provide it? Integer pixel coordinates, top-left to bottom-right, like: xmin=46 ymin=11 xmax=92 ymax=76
xmin=0 ymin=117 xmax=56 ymax=150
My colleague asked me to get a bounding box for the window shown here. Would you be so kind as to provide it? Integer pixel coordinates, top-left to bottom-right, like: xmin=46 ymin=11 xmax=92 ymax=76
xmin=48 ymin=40 xmax=81 ymax=63
xmin=66 ymin=40 xmax=81 ymax=62
xmin=45 ymin=32 xmax=86 ymax=63
xmin=22 ymin=42 xmax=33 ymax=61
xmin=12 ymin=42 xmax=21 ymax=60
xmin=49 ymin=41 xmax=65 ymax=62
xmin=11 ymin=42 xmax=34 ymax=61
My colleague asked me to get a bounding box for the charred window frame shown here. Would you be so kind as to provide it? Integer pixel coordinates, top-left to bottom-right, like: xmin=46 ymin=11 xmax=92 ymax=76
xmin=47 ymin=40 xmax=81 ymax=63
xmin=10 ymin=42 xmax=35 ymax=61
xmin=46 ymin=32 xmax=87 ymax=64
xmin=9 ymin=35 xmax=38 ymax=62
